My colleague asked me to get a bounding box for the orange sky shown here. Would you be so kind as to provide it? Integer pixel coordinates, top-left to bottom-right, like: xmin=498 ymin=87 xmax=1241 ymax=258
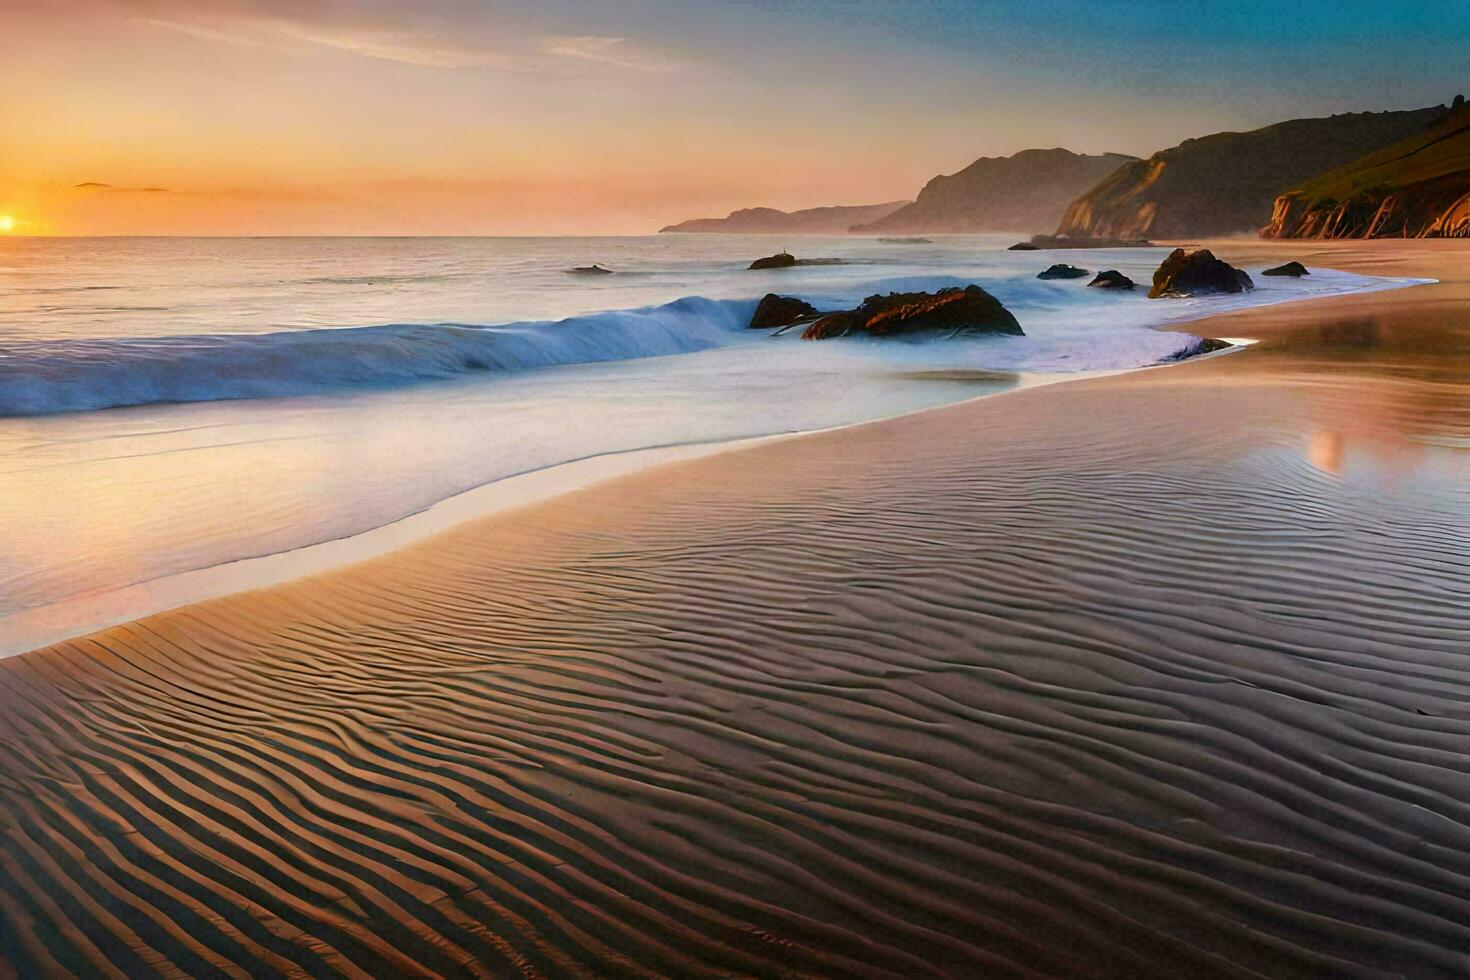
xmin=3 ymin=0 xmax=1464 ymax=235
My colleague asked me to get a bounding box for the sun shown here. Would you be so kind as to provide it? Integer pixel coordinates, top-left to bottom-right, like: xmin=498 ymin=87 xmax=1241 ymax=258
xmin=0 ymin=216 xmax=15 ymax=233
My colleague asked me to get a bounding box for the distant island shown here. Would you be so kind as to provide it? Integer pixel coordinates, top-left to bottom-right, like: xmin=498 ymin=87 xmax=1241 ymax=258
xmin=660 ymin=201 xmax=908 ymax=234
xmin=852 ymin=148 xmax=1137 ymax=234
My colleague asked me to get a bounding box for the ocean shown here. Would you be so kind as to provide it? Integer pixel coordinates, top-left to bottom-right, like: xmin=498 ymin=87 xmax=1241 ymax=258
xmin=0 ymin=234 xmax=1415 ymax=652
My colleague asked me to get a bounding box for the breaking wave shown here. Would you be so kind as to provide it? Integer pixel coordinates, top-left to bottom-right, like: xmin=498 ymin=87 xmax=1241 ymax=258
xmin=0 ymin=296 xmax=758 ymax=416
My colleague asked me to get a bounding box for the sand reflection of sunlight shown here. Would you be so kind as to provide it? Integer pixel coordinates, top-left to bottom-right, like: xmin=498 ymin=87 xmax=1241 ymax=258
xmin=1307 ymin=430 xmax=1344 ymax=475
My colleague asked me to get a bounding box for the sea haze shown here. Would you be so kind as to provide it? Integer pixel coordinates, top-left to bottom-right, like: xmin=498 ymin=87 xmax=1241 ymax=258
xmin=0 ymin=234 xmax=1418 ymax=653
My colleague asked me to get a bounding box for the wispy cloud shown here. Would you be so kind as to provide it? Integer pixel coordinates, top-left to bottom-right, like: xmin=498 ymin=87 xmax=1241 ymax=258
xmin=541 ymin=36 xmax=680 ymax=73
xmin=126 ymin=5 xmax=683 ymax=75
xmin=262 ymin=22 xmax=514 ymax=70
xmin=134 ymin=16 xmax=264 ymax=49
xmin=74 ymin=181 xmax=171 ymax=193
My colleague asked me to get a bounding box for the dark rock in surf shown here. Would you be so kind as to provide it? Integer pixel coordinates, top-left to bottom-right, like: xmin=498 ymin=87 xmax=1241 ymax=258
xmin=749 ymin=294 xmax=820 ymax=329
xmin=1149 ymin=248 xmax=1254 ymax=298
xmin=1162 ymin=337 xmax=1233 ymax=361
xmin=1037 ymin=263 xmax=1090 ymax=280
xmin=1087 ymin=270 xmax=1135 ymax=289
xmin=1007 ymin=242 xmax=1040 ymax=250
xmin=1262 ymin=261 xmax=1310 ymax=277
xmin=567 ymin=264 xmax=614 ymax=275
xmin=802 ymin=285 xmax=1022 ymax=340
xmin=749 ymin=251 xmax=798 ymax=270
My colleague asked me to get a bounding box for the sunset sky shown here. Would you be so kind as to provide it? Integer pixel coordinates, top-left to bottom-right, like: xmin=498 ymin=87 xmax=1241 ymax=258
xmin=3 ymin=0 xmax=1467 ymax=235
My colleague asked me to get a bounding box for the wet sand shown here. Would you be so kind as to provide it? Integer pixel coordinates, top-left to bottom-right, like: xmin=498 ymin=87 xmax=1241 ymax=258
xmin=2 ymin=240 xmax=1469 ymax=977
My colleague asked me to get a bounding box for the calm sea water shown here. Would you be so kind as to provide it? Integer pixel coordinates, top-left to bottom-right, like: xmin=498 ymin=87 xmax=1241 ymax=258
xmin=0 ymin=234 xmax=1411 ymax=652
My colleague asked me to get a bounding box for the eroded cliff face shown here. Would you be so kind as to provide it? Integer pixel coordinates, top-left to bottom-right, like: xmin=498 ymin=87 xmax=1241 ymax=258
xmin=1262 ymin=103 xmax=1470 ymax=240
xmin=1055 ymin=106 xmax=1447 ymax=241
xmin=1265 ymin=177 xmax=1470 ymax=239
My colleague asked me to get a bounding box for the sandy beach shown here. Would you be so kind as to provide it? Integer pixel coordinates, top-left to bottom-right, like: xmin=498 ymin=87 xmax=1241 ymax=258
xmin=2 ymin=240 xmax=1467 ymax=976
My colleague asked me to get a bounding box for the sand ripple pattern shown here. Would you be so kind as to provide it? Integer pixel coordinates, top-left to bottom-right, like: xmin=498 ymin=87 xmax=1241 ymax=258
xmin=2 ymin=372 xmax=1469 ymax=977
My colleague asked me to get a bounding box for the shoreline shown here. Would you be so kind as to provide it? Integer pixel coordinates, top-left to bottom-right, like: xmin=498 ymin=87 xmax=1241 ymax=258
xmin=1 ymin=238 xmax=1466 ymax=976
xmin=0 ymin=368 xmax=1122 ymax=658
xmin=1 ymin=255 xmax=1425 ymax=658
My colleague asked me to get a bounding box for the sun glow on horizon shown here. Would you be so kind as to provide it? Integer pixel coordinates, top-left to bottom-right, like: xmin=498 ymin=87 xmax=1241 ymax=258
xmin=0 ymin=216 xmax=16 ymax=233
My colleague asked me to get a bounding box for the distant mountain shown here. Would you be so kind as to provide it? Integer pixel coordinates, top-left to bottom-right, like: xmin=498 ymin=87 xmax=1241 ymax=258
xmin=852 ymin=148 xmax=1136 ymax=234
xmin=1263 ymin=99 xmax=1470 ymax=239
xmin=660 ymin=201 xmax=908 ymax=234
xmin=1055 ymin=105 xmax=1449 ymax=241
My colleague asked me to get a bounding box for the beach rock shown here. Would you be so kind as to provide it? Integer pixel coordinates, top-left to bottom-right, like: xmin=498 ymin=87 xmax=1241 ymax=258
xmin=1087 ymin=270 xmax=1135 ymax=289
xmin=802 ymin=285 xmax=1023 ymax=340
xmin=749 ymin=293 xmax=819 ymax=329
xmin=1262 ymin=261 xmax=1310 ymax=277
xmin=863 ymin=286 xmax=1022 ymax=337
xmin=1148 ymin=248 xmax=1253 ymax=298
xmin=749 ymin=251 xmax=798 ymax=270
xmin=1037 ymin=263 xmax=1090 ymax=280
xmin=567 ymin=264 xmax=614 ymax=275
xmin=1007 ymin=242 xmax=1040 ymax=250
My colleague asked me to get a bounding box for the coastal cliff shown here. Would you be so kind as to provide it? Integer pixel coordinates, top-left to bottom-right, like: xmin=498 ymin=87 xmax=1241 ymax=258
xmin=660 ymin=201 xmax=908 ymax=234
xmin=1055 ymin=105 xmax=1448 ymax=240
xmin=852 ymin=148 xmax=1135 ymax=234
xmin=1263 ymin=100 xmax=1470 ymax=239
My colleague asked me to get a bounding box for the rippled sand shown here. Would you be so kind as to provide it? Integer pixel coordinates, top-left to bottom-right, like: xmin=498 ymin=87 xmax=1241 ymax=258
xmin=2 ymin=241 xmax=1468 ymax=977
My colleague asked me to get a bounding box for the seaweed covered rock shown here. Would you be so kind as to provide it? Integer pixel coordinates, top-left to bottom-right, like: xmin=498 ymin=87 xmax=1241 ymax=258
xmin=1037 ymin=264 xmax=1090 ymax=280
xmin=1148 ymin=248 xmax=1253 ymax=298
xmin=1087 ymin=270 xmax=1135 ymax=290
xmin=1262 ymin=261 xmax=1310 ymax=277
xmin=749 ymin=294 xmax=819 ymax=329
xmin=802 ymin=285 xmax=1022 ymax=340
